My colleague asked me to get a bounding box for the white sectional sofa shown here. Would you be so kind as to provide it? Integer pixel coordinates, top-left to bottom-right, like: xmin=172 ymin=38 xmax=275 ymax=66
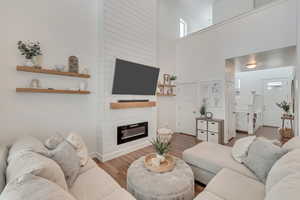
xmin=0 ymin=137 xmax=136 ymax=200
xmin=184 ymin=139 xmax=300 ymax=200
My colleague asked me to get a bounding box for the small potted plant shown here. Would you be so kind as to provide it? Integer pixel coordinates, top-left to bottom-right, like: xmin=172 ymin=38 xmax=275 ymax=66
xmin=170 ymin=75 xmax=177 ymax=85
xmin=200 ymin=98 xmax=207 ymax=117
xmin=151 ymin=138 xmax=171 ymax=163
xmin=17 ymin=41 xmax=42 ymax=67
xmin=276 ymin=101 xmax=291 ymax=117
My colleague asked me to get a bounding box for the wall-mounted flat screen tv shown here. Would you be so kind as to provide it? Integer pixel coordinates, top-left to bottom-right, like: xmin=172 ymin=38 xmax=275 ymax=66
xmin=112 ymin=59 xmax=160 ymax=95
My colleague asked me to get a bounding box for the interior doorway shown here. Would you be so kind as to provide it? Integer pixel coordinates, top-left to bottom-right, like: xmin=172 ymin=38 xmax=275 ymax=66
xmin=225 ymin=46 xmax=297 ymax=142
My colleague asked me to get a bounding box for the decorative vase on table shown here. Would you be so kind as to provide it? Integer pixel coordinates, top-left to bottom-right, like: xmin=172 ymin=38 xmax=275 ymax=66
xmin=151 ymin=138 xmax=171 ymax=165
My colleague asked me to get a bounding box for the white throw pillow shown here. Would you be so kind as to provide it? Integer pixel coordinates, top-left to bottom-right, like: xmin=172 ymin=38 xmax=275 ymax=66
xmin=232 ymin=136 xmax=256 ymax=163
xmin=8 ymin=136 xmax=49 ymax=163
xmin=6 ymin=151 xmax=68 ymax=190
xmin=67 ymin=133 xmax=89 ymax=167
xmin=0 ymin=174 xmax=76 ymax=200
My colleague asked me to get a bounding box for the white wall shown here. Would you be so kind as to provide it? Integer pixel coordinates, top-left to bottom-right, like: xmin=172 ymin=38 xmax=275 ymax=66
xmin=0 ymin=0 xmax=98 ymax=152
xmin=255 ymin=0 xmax=278 ymax=8
xmin=98 ymin=0 xmax=157 ymax=161
xmin=157 ymin=0 xmax=178 ymax=130
xmin=213 ymin=0 xmax=254 ymax=24
xmin=176 ymin=0 xmax=297 ymax=141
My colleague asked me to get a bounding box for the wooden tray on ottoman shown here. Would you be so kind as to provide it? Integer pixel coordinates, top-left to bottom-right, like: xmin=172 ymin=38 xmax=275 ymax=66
xmin=144 ymin=153 xmax=175 ymax=173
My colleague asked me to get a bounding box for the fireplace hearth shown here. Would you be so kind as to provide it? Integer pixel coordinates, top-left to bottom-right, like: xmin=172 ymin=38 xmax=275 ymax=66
xmin=117 ymin=122 xmax=148 ymax=145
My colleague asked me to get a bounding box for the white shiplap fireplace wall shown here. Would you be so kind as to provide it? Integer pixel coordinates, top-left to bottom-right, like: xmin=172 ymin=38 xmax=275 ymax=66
xmin=97 ymin=0 xmax=158 ymax=161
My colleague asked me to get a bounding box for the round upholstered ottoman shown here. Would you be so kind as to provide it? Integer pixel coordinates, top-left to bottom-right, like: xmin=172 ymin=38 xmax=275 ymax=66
xmin=127 ymin=156 xmax=194 ymax=200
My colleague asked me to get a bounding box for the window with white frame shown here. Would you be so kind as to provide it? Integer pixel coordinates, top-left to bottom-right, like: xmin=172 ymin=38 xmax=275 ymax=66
xmin=179 ymin=18 xmax=187 ymax=38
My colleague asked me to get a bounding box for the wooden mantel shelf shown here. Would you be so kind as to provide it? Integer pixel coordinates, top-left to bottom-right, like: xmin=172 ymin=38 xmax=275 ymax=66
xmin=17 ymin=66 xmax=90 ymax=78
xmin=16 ymin=88 xmax=90 ymax=95
xmin=110 ymin=101 xmax=156 ymax=109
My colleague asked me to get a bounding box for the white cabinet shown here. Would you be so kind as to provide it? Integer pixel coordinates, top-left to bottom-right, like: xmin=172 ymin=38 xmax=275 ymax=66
xmin=196 ymin=117 xmax=224 ymax=144
xmin=197 ymin=130 xmax=207 ymax=141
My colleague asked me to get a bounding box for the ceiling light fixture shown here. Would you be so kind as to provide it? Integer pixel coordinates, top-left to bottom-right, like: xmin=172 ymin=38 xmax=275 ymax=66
xmin=245 ymin=63 xmax=257 ymax=69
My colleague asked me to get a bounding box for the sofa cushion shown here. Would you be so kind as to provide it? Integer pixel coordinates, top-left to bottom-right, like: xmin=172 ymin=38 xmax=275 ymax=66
xmin=232 ymin=136 xmax=256 ymax=163
xmin=265 ymin=172 xmax=300 ymax=200
xmin=6 ymin=151 xmax=68 ymax=190
xmin=8 ymin=136 xmax=49 ymax=163
xmin=266 ymin=149 xmax=300 ymax=192
xmin=282 ymin=136 xmax=300 ymax=151
xmin=194 ymin=191 xmax=224 ymax=200
xmin=242 ymin=138 xmax=288 ymax=183
xmin=0 ymin=174 xmax=76 ymax=200
xmin=49 ymin=141 xmax=80 ymax=188
xmin=205 ymin=168 xmax=265 ymax=200
xmin=183 ymin=142 xmax=257 ymax=180
xmin=70 ymin=167 xmax=120 ymax=200
xmin=0 ymin=145 xmax=8 ymax=193
xmin=103 ymin=188 xmax=136 ymax=200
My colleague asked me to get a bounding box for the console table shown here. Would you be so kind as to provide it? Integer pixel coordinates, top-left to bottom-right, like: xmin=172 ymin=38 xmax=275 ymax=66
xmin=196 ymin=117 xmax=224 ymax=144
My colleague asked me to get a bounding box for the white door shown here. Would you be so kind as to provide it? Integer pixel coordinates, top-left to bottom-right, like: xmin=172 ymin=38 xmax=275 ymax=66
xmin=176 ymin=83 xmax=198 ymax=135
xmin=263 ymin=78 xmax=290 ymax=127
xmin=226 ymin=81 xmax=237 ymax=141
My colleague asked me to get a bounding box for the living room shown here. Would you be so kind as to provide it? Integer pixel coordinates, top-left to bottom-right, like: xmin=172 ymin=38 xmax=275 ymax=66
xmin=0 ymin=0 xmax=299 ymax=200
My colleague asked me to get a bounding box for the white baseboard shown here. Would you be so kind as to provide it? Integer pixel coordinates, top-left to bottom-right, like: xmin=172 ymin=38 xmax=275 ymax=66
xmin=92 ymin=141 xmax=151 ymax=162
xmin=88 ymin=152 xmax=103 ymax=161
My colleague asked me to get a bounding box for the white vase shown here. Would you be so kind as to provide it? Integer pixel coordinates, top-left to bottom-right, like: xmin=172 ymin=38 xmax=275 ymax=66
xmin=156 ymin=154 xmax=166 ymax=163
xmin=24 ymin=59 xmax=34 ymax=67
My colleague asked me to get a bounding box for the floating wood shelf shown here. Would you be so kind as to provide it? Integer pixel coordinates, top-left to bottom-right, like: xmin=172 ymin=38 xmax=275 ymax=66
xmin=158 ymin=84 xmax=176 ymax=87
xmin=16 ymin=88 xmax=90 ymax=95
xmin=110 ymin=101 xmax=156 ymax=109
xmin=157 ymin=93 xmax=176 ymax=97
xmin=17 ymin=66 xmax=90 ymax=78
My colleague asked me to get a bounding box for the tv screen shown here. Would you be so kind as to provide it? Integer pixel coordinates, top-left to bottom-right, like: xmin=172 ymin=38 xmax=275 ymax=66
xmin=112 ymin=59 xmax=160 ymax=95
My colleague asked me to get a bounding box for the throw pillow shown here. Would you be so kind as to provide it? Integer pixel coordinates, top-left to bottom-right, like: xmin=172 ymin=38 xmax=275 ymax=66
xmin=45 ymin=135 xmax=64 ymax=150
xmin=6 ymin=151 xmax=68 ymax=190
xmin=7 ymin=136 xmax=49 ymax=163
xmin=242 ymin=138 xmax=288 ymax=183
xmin=49 ymin=141 xmax=80 ymax=187
xmin=0 ymin=145 xmax=8 ymax=193
xmin=66 ymin=133 xmax=89 ymax=166
xmin=282 ymin=137 xmax=300 ymax=151
xmin=0 ymin=174 xmax=76 ymax=200
xmin=232 ymin=136 xmax=256 ymax=163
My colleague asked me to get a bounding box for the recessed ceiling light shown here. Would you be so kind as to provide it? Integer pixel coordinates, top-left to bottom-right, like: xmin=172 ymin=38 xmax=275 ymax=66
xmin=245 ymin=63 xmax=257 ymax=69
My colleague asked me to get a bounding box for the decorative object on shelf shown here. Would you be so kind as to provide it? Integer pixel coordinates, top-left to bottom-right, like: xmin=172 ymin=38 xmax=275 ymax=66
xmin=81 ymin=68 xmax=89 ymax=75
xmin=150 ymin=138 xmax=171 ymax=165
xmin=200 ymin=98 xmax=207 ymax=117
xmin=163 ymin=74 xmax=170 ymax=85
xmin=205 ymin=112 xmax=213 ymax=119
xmin=17 ymin=41 xmax=42 ymax=67
xmin=54 ymin=65 xmax=66 ymax=72
xmin=79 ymin=81 xmax=88 ymax=91
xmin=68 ymin=56 xmax=79 ymax=73
xmin=170 ymin=75 xmax=177 ymax=85
xmin=144 ymin=153 xmax=175 ymax=173
xmin=29 ymin=79 xmax=41 ymax=89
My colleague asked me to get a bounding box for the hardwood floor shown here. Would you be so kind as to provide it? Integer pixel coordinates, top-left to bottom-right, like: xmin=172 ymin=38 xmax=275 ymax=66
xmin=95 ymin=133 xmax=204 ymax=197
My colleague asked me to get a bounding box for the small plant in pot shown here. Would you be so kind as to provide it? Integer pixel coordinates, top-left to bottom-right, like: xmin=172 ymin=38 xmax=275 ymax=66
xmin=151 ymin=138 xmax=171 ymax=163
xmin=276 ymin=100 xmax=291 ymax=116
xmin=17 ymin=41 xmax=42 ymax=67
xmin=200 ymin=98 xmax=207 ymax=117
xmin=170 ymin=75 xmax=177 ymax=85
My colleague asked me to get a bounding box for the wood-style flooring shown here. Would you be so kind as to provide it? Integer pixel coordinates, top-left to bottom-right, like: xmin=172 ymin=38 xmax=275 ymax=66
xmin=95 ymin=127 xmax=278 ymax=198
